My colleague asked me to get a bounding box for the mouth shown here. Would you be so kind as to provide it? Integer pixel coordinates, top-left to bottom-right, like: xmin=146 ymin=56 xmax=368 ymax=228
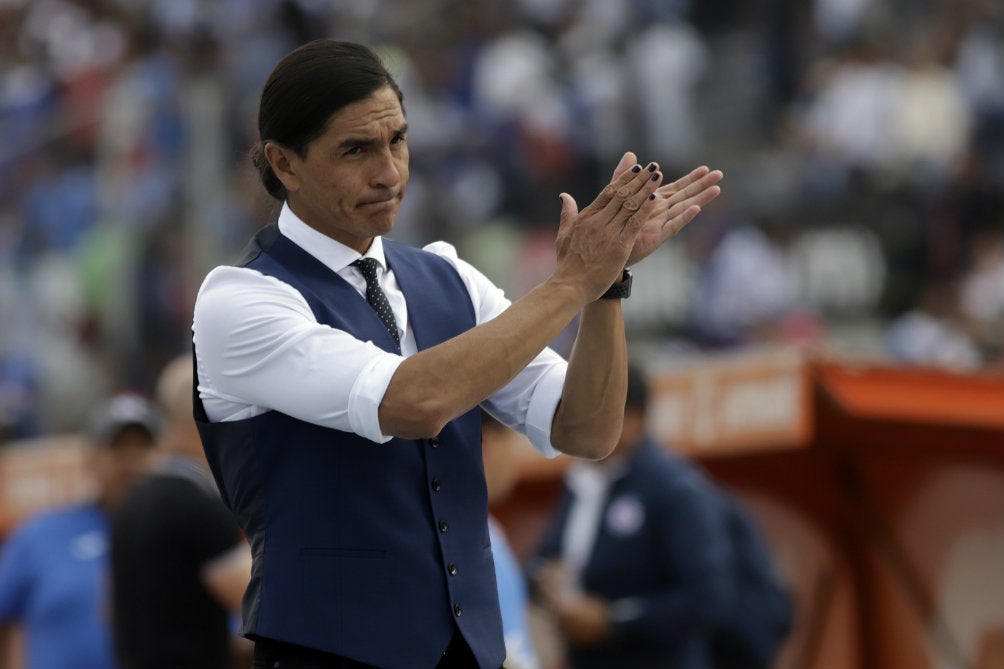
xmin=358 ymin=194 xmax=398 ymax=208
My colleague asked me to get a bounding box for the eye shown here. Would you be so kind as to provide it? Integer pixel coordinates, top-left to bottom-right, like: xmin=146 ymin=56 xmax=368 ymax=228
xmin=391 ymin=134 xmax=406 ymax=145
xmin=343 ymin=146 xmax=362 ymax=157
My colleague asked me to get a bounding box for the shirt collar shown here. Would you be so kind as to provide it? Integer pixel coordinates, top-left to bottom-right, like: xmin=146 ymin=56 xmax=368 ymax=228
xmin=276 ymin=201 xmax=387 ymax=273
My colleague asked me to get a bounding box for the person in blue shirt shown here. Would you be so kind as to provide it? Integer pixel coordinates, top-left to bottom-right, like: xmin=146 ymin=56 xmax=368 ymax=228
xmin=0 ymin=394 xmax=160 ymax=669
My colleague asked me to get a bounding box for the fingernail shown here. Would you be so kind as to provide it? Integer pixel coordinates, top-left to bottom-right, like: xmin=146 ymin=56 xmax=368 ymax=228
xmin=647 ymin=163 xmax=657 ymax=172
xmin=631 ymin=165 xmax=642 ymax=173
xmin=651 ymin=172 xmax=660 ymax=181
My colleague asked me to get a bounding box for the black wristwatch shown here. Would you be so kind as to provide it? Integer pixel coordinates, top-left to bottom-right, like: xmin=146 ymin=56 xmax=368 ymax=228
xmin=599 ymin=268 xmax=632 ymax=300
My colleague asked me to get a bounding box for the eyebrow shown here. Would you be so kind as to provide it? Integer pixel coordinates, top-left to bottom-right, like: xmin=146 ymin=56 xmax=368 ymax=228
xmin=335 ymin=123 xmax=408 ymax=152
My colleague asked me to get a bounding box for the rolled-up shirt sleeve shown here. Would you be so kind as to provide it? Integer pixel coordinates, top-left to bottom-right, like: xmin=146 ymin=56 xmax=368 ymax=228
xmin=346 ymin=354 xmax=404 ymax=442
xmin=516 ymin=363 xmax=564 ymax=458
xmin=194 ymin=265 xmax=403 ymax=443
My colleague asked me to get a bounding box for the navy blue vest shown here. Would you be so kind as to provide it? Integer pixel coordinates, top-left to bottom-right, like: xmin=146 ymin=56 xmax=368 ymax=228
xmin=194 ymin=225 xmax=504 ymax=669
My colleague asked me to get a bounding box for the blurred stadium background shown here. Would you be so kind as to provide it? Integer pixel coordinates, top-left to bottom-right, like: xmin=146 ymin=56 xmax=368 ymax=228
xmin=0 ymin=1 xmax=1002 ymax=668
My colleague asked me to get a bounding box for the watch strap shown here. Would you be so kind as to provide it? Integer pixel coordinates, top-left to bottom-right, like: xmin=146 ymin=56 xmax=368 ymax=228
xmin=599 ymin=268 xmax=632 ymax=300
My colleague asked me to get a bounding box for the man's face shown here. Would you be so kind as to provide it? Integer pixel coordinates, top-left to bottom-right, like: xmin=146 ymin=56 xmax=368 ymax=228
xmin=278 ymin=85 xmax=409 ymax=253
xmin=91 ymin=425 xmax=155 ymax=509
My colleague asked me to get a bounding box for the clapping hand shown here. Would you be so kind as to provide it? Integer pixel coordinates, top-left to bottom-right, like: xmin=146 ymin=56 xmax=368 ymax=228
xmin=609 ymin=151 xmax=723 ymax=267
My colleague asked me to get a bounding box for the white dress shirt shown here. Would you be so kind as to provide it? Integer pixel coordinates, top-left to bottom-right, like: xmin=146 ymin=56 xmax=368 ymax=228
xmin=561 ymin=460 xmax=623 ymax=574
xmin=193 ymin=202 xmax=566 ymax=456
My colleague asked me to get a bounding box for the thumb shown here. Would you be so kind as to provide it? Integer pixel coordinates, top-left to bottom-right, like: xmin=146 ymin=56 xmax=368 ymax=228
xmin=558 ymin=192 xmax=579 ymax=230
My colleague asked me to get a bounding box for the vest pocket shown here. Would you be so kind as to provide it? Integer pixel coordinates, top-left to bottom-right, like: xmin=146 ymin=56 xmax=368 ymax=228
xmin=299 ymin=547 xmax=390 ymax=559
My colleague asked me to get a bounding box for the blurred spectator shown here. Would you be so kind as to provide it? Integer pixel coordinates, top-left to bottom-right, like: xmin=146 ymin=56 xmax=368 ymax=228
xmin=953 ymin=2 xmax=1004 ymax=142
xmin=813 ymin=0 xmax=872 ymax=46
xmin=0 ymin=353 xmax=40 ymax=443
xmin=959 ymin=228 xmax=1004 ymax=364
xmin=886 ymin=281 xmax=984 ymax=370
xmin=627 ymin=19 xmax=708 ymax=167
xmin=482 ymin=410 xmax=541 ymax=669
xmin=529 ymin=363 xmax=731 ymax=669
xmin=110 ymin=355 xmax=251 ymax=669
xmin=801 ymin=36 xmax=901 ymax=173
xmin=0 ymin=393 xmax=160 ymax=669
xmin=0 ymin=0 xmax=1002 ymax=437
xmin=695 ymin=223 xmax=798 ymax=346
xmin=887 ymin=29 xmax=971 ymax=183
xmin=18 ymin=142 xmax=98 ymax=258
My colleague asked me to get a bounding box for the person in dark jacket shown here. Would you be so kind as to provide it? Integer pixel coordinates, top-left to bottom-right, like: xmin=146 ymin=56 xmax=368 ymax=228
xmin=531 ymin=364 xmax=732 ymax=669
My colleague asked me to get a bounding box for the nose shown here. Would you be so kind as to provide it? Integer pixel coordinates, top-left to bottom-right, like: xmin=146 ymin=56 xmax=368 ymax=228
xmin=369 ymin=147 xmax=403 ymax=190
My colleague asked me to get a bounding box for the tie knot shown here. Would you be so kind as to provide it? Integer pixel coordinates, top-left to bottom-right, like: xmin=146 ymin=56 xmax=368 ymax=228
xmin=352 ymin=257 xmax=381 ymax=281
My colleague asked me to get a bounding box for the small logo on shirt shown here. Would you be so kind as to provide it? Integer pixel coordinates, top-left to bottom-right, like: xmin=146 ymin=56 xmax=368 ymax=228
xmin=606 ymin=495 xmax=645 ymax=537
xmin=70 ymin=531 xmax=107 ymax=561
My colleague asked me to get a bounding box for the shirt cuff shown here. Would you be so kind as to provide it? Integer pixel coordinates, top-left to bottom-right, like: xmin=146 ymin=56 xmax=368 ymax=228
xmin=523 ymin=364 xmax=566 ymax=459
xmin=348 ymin=353 xmax=404 ymax=443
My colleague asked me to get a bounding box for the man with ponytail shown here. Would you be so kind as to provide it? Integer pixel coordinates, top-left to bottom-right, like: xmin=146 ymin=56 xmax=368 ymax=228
xmin=192 ymin=39 xmax=722 ymax=669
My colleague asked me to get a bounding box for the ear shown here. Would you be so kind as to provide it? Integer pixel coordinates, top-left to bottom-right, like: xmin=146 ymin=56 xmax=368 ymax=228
xmin=263 ymin=141 xmax=301 ymax=193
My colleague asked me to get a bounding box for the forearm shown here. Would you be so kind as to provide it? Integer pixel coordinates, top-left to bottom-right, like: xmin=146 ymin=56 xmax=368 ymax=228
xmin=605 ymin=574 xmax=731 ymax=640
xmin=381 ymin=155 xmax=666 ymax=439
xmin=550 ymin=299 xmax=626 ymax=459
xmin=379 ymin=276 xmax=587 ymax=438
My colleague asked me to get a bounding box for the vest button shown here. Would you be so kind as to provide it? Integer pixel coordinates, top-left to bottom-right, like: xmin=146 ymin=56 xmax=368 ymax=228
xmin=430 ymin=436 xmax=440 ymax=448
xmin=431 ymin=478 xmax=442 ymax=492
xmin=448 ymin=562 xmax=457 ymax=576
xmin=454 ymin=604 xmax=463 ymax=617
xmin=439 ymin=520 xmax=448 ymax=533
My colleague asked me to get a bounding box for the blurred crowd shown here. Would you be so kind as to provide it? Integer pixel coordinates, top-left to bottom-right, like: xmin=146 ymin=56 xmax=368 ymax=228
xmin=1 ymin=0 xmax=1002 ymax=439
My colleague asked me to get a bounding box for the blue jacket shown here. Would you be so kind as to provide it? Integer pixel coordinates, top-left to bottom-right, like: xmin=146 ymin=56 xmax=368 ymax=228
xmin=194 ymin=225 xmax=505 ymax=669
xmin=535 ymin=438 xmax=732 ymax=669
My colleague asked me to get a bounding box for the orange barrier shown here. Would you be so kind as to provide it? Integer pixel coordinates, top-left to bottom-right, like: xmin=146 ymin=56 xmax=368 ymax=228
xmin=493 ymin=348 xmax=1004 ymax=669
xmin=2 ymin=350 xmax=1002 ymax=668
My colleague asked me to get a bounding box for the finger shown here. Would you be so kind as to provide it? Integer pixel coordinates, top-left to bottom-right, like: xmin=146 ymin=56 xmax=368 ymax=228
xmin=662 ymin=169 xmax=723 ymax=205
xmin=661 ymin=180 xmax=721 ymax=233
xmin=595 ymin=163 xmax=662 ymax=227
xmin=622 ymin=189 xmax=660 ymax=242
xmin=656 ymin=165 xmax=711 ymax=197
xmin=662 ymin=204 xmax=704 ymax=237
xmin=667 ymin=180 xmax=722 ymax=215
xmin=612 ymin=170 xmax=669 ymax=254
xmin=654 ymin=173 xmax=722 ymax=240
xmin=590 ymin=160 xmax=656 ymax=216
xmin=605 ymin=165 xmax=663 ymax=226
xmin=610 ymin=151 xmax=637 ymax=180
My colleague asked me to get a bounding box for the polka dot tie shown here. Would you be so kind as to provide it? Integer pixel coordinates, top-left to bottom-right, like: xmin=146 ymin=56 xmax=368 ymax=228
xmin=352 ymin=258 xmax=400 ymax=347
